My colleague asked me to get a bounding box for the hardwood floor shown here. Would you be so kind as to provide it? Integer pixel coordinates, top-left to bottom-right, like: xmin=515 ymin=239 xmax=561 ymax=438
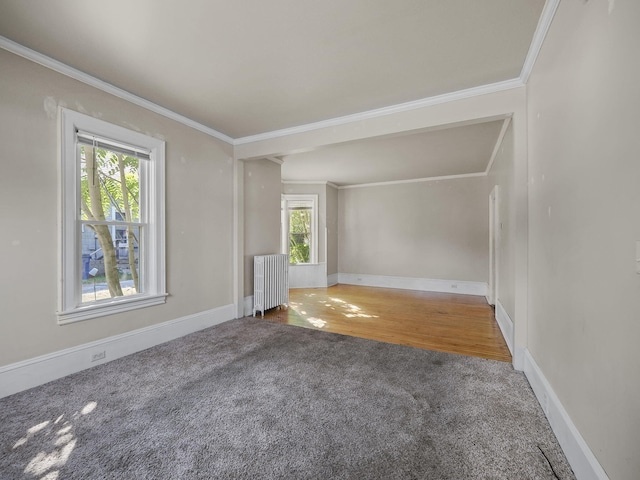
xmin=262 ymin=284 xmax=512 ymax=362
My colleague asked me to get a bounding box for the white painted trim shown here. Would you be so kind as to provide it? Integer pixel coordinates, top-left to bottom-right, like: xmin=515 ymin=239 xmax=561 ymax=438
xmin=488 ymin=185 xmax=500 ymax=306
xmin=58 ymin=294 xmax=168 ymax=325
xmin=289 ymin=263 xmax=328 ymax=289
xmin=519 ymin=0 xmax=561 ymax=84
xmin=0 ymin=36 xmax=234 ymax=145
xmin=524 ymin=350 xmax=610 ymax=480
xmin=494 ymin=300 xmax=513 ymax=355
xmin=234 ymin=78 xmax=523 ymax=144
xmin=282 ymin=180 xmax=339 ymax=189
xmin=282 ymin=194 xmax=319 ymax=264
xmin=338 ymin=273 xmax=487 ymax=296
xmin=327 ymin=273 xmax=339 ymax=287
xmin=233 ymin=159 xmax=241 ymax=318
xmin=0 ymin=304 xmax=235 ymax=399
xmin=2 ymin=28 xmax=552 ymax=149
xmin=513 ymin=347 xmax=526 ymax=372
xmin=58 ymin=108 xmax=167 ymax=323
xmin=485 ymin=117 xmax=512 ymax=174
xmin=338 ymin=172 xmax=486 ymax=190
xmin=243 ymin=295 xmax=254 ymax=317
xmin=1 ymin=35 xmax=539 ymax=149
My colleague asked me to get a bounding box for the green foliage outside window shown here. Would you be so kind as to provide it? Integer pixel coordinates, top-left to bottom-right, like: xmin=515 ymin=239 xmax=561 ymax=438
xmin=288 ymin=208 xmax=311 ymax=263
xmin=80 ymin=145 xmax=141 ymax=299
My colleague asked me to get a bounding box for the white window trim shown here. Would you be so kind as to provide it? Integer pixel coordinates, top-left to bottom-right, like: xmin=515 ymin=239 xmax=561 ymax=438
xmin=58 ymin=108 xmax=167 ymax=324
xmin=281 ymin=194 xmax=318 ymax=265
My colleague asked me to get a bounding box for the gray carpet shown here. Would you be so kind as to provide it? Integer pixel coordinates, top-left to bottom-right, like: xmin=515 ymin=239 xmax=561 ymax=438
xmin=0 ymin=317 xmax=574 ymax=479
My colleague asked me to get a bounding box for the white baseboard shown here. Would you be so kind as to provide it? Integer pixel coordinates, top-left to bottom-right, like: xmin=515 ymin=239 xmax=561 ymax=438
xmin=327 ymin=273 xmax=339 ymax=287
xmin=289 ymin=263 xmax=328 ymax=288
xmin=524 ymin=350 xmax=609 ymax=480
xmin=0 ymin=304 xmax=235 ymax=399
xmin=513 ymin=346 xmax=526 ymax=371
xmin=243 ymin=295 xmax=254 ymax=317
xmin=338 ymin=273 xmax=488 ymax=296
xmin=494 ymin=300 xmax=514 ymax=355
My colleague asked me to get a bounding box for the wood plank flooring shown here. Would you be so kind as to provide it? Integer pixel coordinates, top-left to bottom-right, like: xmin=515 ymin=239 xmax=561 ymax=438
xmin=262 ymin=284 xmax=512 ymax=362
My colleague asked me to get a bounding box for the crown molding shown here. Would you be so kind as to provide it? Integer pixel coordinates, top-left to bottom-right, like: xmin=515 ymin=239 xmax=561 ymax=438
xmin=520 ymin=0 xmax=560 ymax=84
xmin=282 ymin=180 xmax=339 ymax=189
xmin=234 ymin=78 xmax=524 ymax=145
xmin=338 ymin=172 xmax=486 ymax=190
xmin=0 ymin=36 xmax=235 ymax=145
xmin=3 ymin=0 xmax=556 ymax=150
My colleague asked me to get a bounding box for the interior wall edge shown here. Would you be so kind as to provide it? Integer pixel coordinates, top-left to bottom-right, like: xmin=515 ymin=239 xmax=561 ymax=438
xmin=495 ymin=300 xmax=514 ymax=355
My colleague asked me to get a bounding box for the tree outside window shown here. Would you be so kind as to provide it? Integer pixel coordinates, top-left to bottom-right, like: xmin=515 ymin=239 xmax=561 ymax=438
xmin=282 ymin=195 xmax=317 ymax=264
xmin=80 ymin=142 xmax=141 ymax=303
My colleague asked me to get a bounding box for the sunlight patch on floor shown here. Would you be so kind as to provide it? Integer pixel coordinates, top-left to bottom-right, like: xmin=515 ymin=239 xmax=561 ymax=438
xmin=288 ymin=293 xmax=379 ymax=326
xmin=327 ymin=297 xmax=378 ymax=317
xmin=14 ymin=401 xmax=98 ymax=479
xmin=306 ymin=317 xmax=327 ymax=328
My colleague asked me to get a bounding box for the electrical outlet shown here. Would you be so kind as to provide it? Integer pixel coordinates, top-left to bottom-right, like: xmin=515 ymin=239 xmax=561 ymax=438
xmin=91 ymin=350 xmax=106 ymax=362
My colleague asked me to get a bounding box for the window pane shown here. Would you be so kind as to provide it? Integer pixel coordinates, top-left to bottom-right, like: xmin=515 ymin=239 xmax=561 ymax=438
xmin=288 ymin=207 xmax=311 ymax=263
xmin=81 ymin=224 xmax=142 ymax=304
xmin=79 ymin=144 xmax=141 ymax=223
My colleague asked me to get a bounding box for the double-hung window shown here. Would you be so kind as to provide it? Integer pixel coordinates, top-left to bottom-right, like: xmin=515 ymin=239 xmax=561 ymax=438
xmin=281 ymin=194 xmax=318 ymax=264
xmin=58 ymin=108 xmax=166 ymax=324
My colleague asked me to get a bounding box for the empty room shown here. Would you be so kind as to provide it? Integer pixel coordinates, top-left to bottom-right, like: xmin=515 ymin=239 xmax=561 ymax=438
xmin=0 ymin=1 xmax=637 ymax=479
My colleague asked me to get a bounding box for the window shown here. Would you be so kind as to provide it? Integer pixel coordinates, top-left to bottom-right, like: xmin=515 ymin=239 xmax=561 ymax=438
xmin=281 ymin=195 xmax=318 ymax=264
xmin=58 ymin=109 xmax=166 ymax=324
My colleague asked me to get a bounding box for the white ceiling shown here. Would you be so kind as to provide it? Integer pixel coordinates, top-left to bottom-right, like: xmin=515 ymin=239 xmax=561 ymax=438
xmin=281 ymin=120 xmax=506 ymax=186
xmin=0 ymin=1 xmax=545 ymax=186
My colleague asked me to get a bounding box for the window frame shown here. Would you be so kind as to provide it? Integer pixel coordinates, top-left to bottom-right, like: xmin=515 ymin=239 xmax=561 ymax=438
xmin=58 ymin=108 xmax=167 ymax=324
xmin=281 ymin=194 xmax=318 ymax=265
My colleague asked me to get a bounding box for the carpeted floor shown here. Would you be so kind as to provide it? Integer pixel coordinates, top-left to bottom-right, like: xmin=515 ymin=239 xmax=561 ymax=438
xmin=0 ymin=317 xmax=574 ymax=479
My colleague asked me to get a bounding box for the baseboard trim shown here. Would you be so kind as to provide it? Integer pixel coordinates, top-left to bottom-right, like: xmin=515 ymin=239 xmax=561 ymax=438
xmin=289 ymin=263 xmax=328 ymax=289
xmin=0 ymin=304 xmax=235 ymax=399
xmin=338 ymin=273 xmax=487 ymax=296
xmin=513 ymin=347 xmax=526 ymax=371
xmin=494 ymin=300 xmax=514 ymax=354
xmin=524 ymin=350 xmax=609 ymax=480
xmin=327 ymin=273 xmax=339 ymax=287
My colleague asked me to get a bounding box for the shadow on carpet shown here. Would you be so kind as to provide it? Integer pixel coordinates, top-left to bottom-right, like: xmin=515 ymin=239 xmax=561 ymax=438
xmin=0 ymin=317 xmax=574 ymax=479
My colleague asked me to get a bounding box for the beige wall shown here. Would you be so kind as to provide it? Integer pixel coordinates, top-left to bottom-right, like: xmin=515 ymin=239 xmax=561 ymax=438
xmin=0 ymin=50 xmax=235 ymax=367
xmin=487 ymin=122 xmax=515 ymax=320
xmin=326 ymin=184 xmax=339 ymax=276
xmin=243 ymin=159 xmax=282 ymax=296
xmin=527 ymin=1 xmax=640 ymax=478
xmin=338 ymin=177 xmax=489 ymax=282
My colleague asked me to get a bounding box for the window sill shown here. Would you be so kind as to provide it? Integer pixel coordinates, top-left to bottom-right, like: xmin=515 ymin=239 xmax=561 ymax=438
xmin=57 ymin=293 xmax=168 ymax=325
